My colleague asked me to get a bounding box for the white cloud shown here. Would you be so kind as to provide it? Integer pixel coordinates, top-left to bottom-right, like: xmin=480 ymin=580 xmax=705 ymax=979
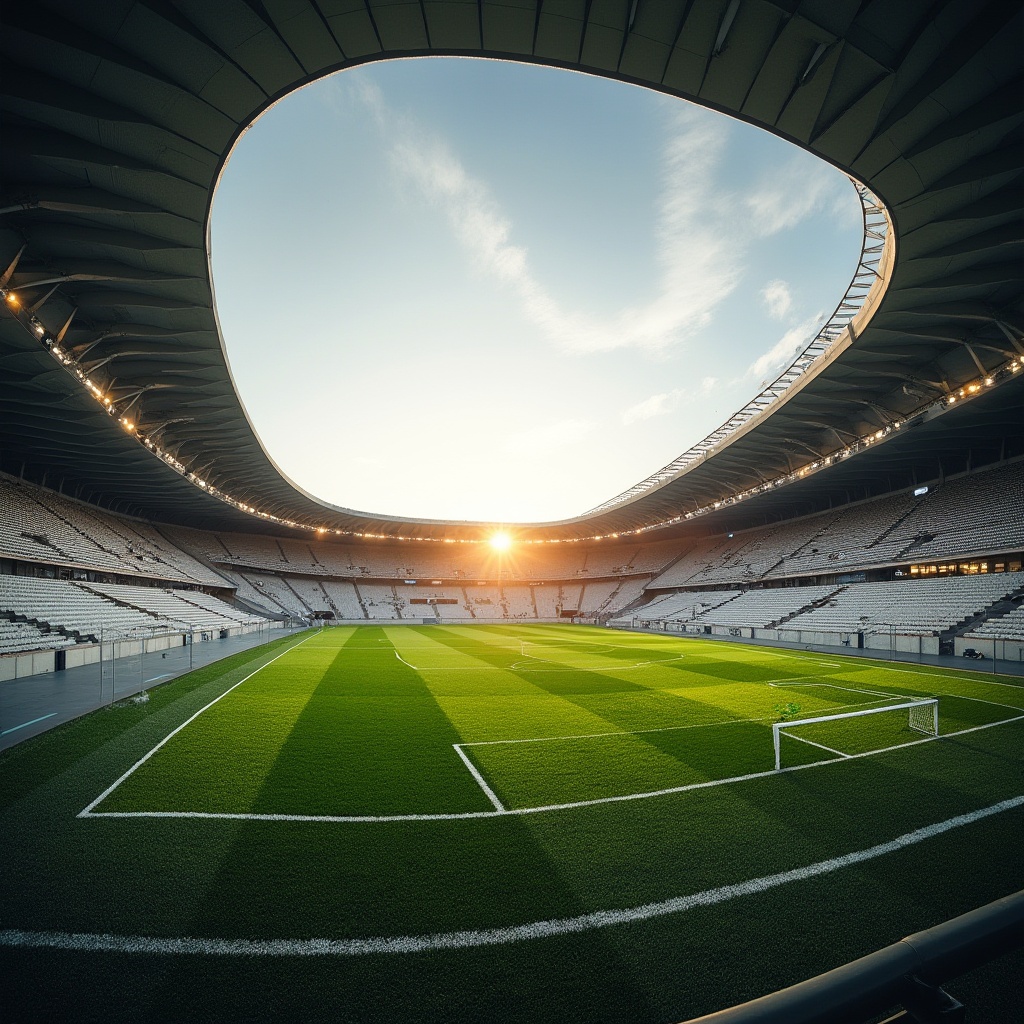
xmin=743 ymin=158 xmax=848 ymax=238
xmin=746 ymin=314 xmax=824 ymax=381
xmin=502 ymin=418 xmax=595 ymax=454
xmin=346 ymin=81 xmax=855 ymax=378
xmin=621 ymin=377 xmax=718 ymax=425
xmin=353 ymin=85 xmax=743 ymax=355
xmin=761 ymin=279 xmax=792 ymax=320
xmin=622 ymin=393 xmax=672 ymax=424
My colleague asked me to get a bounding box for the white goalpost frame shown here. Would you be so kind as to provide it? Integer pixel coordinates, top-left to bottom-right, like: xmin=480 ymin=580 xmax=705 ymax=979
xmin=773 ymin=698 xmax=939 ymax=771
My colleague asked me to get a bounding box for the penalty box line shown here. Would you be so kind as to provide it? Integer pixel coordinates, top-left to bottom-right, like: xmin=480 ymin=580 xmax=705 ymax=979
xmin=452 ymin=745 xmax=506 ymax=812
xmin=77 ymin=630 xmax=320 ymax=819
xmin=80 ymin=713 xmax=1024 ymax=825
xmin=457 ymin=682 xmax=920 ymax=751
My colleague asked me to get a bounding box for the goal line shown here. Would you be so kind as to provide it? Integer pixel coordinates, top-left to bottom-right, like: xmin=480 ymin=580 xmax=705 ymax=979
xmin=773 ymin=699 xmax=938 ymax=771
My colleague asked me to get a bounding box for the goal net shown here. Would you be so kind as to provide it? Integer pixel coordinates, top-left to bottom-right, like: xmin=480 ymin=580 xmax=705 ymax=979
xmin=773 ymin=699 xmax=938 ymax=771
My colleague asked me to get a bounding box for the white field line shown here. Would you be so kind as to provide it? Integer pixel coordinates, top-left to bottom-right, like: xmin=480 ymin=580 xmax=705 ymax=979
xmin=452 ymin=745 xmax=506 ymax=812
xmin=927 ymin=692 xmax=1024 ymax=713
xmin=805 ymin=681 xmax=1023 ymax=714
xmin=393 ymin=651 xmax=421 ymax=670
xmin=780 ymin=731 xmax=850 ymax=758
xmin=381 ymin=655 xmax=689 ymax=672
xmin=768 ymin=680 xmax=918 ymax=715
xmin=723 ymin=647 xmax=846 ymax=669
xmin=358 ymin=640 xmax=660 ymax=652
xmin=826 ymin=657 xmax=1024 ymax=688
xmin=772 ymin=680 xmax=913 ymax=700
xmin=460 ymin=691 xmax=904 ymax=750
xmin=777 ymin=694 xmax=900 ymax=714
xmin=766 ymin=657 xmax=846 ymax=668
xmin=508 ymin=655 xmax=688 ymax=672
xmin=771 ymin=679 xmax=1024 ymax=714
xmin=77 ymin=631 xmax=319 ymax=818
xmin=80 ymin=713 xmax=1024 ymax=824
xmin=12 ymin=795 xmax=1024 ymax=957
xmin=461 ymin=716 xmax=755 ymax=748
xmin=928 ymin=693 xmax=1024 ymax=714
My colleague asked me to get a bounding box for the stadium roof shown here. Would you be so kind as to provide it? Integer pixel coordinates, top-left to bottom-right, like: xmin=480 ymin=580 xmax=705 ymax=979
xmin=1 ymin=0 xmax=1021 ymax=543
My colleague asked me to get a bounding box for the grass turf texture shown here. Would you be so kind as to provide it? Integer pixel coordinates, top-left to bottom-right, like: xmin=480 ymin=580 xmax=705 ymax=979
xmin=1 ymin=624 xmax=1022 ymax=1023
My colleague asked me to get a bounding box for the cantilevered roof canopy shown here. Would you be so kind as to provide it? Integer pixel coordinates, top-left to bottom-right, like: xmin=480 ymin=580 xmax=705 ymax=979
xmin=1 ymin=0 xmax=1021 ymax=542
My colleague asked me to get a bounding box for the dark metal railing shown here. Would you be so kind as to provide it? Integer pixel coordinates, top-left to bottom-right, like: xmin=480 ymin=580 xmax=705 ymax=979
xmin=682 ymin=889 xmax=1023 ymax=1024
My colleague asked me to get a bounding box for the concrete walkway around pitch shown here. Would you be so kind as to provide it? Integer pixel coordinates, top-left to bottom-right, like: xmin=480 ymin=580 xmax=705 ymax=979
xmin=616 ymin=625 xmax=1024 ymax=680
xmin=0 ymin=625 xmax=308 ymax=752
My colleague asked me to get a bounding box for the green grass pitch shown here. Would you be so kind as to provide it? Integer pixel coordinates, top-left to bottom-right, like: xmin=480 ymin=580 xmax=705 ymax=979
xmin=2 ymin=624 xmax=1022 ymax=1022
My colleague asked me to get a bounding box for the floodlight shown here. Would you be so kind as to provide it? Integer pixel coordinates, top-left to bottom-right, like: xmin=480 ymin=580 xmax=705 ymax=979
xmin=489 ymin=532 xmax=512 ymax=552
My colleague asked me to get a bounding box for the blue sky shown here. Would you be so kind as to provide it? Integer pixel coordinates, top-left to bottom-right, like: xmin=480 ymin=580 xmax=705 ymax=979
xmin=211 ymin=58 xmax=862 ymax=523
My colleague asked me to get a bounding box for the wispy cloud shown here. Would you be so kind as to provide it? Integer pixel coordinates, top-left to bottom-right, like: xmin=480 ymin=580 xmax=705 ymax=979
xmin=761 ymin=279 xmax=792 ymax=320
xmin=503 ymin=418 xmax=595 ymax=454
xmin=622 ymin=392 xmax=672 ymax=424
xmin=746 ymin=313 xmax=824 ymax=381
xmin=621 ymin=377 xmax=718 ymax=425
xmin=350 ymin=82 xmax=744 ymax=355
xmin=347 ymin=80 xmax=852 ymax=373
xmin=743 ymin=157 xmax=847 ymax=238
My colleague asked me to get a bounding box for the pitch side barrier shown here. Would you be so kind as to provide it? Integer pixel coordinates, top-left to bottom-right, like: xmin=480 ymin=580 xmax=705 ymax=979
xmin=680 ymin=890 xmax=1023 ymax=1024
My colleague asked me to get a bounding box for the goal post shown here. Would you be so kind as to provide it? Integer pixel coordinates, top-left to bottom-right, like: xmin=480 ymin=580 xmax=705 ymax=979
xmin=773 ymin=698 xmax=938 ymax=770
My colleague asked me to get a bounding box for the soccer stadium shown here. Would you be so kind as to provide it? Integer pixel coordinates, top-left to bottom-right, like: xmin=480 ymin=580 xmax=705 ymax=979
xmin=1 ymin=1 xmax=1022 ymax=1021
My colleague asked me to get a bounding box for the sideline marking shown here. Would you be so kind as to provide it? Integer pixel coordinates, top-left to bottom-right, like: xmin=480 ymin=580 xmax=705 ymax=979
xmin=79 ymin=714 xmax=1024 ymax=824
xmin=1 ymin=712 xmax=57 ymax=736
xmin=77 ymin=631 xmax=319 ymax=818
xmin=12 ymin=795 xmax=1024 ymax=956
xmin=452 ymin=745 xmax=506 ymax=812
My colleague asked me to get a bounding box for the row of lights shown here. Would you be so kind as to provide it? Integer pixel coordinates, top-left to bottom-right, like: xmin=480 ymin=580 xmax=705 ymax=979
xmin=5 ymin=285 xmax=1020 ymax=548
xmin=623 ymin=357 xmax=1020 ymax=534
xmin=946 ymin=370 xmax=1018 ymax=405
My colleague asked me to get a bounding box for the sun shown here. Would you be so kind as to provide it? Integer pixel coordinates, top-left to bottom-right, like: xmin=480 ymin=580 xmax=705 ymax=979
xmin=489 ymin=532 xmax=512 ymax=552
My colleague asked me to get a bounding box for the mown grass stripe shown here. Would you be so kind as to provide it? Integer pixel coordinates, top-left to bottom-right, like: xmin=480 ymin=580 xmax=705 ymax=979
xmin=78 ymin=630 xmax=321 ymax=817
xmin=245 ymin=627 xmax=497 ymax=815
xmin=11 ymin=795 xmax=1023 ymax=956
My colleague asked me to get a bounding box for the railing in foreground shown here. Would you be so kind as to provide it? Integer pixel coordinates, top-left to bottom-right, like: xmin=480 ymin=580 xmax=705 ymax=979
xmin=681 ymin=889 xmax=1023 ymax=1024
